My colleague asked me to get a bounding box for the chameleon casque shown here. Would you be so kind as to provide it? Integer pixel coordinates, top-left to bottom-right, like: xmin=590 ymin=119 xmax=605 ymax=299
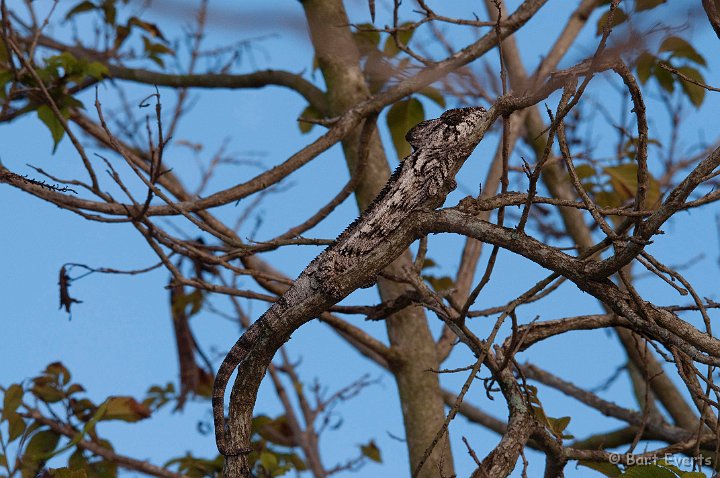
xmin=213 ymin=106 xmax=488 ymax=461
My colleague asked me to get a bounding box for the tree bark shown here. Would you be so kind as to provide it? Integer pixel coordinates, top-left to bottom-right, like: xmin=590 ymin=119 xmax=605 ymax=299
xmin=300 ymin=1 xmax=454 ymax=475
xmin=483 ymin=0 xmax=698 ymax=431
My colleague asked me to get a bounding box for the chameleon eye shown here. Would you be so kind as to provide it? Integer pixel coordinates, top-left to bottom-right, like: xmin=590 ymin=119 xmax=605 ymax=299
xmin=439 ymin=109 xmax=465 ymax=126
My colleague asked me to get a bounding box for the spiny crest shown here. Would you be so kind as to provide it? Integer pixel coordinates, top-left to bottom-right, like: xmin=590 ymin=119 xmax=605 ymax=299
xmin=332 ymin=161 xmax=406 ymax=248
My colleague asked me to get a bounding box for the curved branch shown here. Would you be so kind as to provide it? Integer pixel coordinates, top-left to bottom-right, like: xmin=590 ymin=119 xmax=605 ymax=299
xmin=521 ymin=363 xmax=701 ymax=444
xmin=106 ymin=65 xmax=328 ymax=114
xmin=30 ymin=34 xmax=328 ymax=113
xmin=586 ymin=144 xmax=720 ymax=279
xmin=423 ymin=209 xmax=720 ymax=365
xmin=26 ymin=408 xmax=189 ymax=478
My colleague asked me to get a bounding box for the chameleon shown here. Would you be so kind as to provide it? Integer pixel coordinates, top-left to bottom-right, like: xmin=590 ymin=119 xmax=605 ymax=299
xmin=212 ymin=106 xmax=488 ymax=461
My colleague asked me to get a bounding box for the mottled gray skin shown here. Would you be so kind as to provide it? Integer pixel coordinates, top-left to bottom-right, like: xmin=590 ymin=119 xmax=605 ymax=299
xmin=213 ymin=107 xmax=487 ymax=458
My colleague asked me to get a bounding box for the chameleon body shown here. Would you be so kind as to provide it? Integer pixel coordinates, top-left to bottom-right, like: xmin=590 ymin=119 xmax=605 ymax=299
xmin=213 ymin=107 xmax=487 ymax=459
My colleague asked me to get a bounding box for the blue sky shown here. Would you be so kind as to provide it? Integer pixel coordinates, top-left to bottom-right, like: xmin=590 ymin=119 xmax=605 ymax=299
xmin=1 ymin=0 xmax=719 ymax=477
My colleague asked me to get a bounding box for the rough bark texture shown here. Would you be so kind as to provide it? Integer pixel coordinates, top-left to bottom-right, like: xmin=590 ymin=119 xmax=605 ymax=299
xmin=300 ymin=1 xmax=457 ymax=475
xmin=485 ymin=0 xmax=699 ymax=433
xmin=214 ymin=106 xmax=491 ymax=475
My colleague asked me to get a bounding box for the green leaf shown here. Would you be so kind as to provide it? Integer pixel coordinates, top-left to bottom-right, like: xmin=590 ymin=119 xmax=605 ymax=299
xmin=49 ymin=468 xmax=88 ymax=478
xmin=148 ymin=55 xmax=165 ymax=68
xmin=298 ymin=105 xmax=322 ymax=134
xmin=85 ymin=62 xmax=108 ymax=80
xmin=42 ymin=400 xmax=110 ymax=462
xmin=636 ymin=0 xmax=666 ymax=11
xmin=418 ymin=86 xmax=446 ymax=108
xmin=68 ymin=448 xmax=88 ymax=470
xmin=2 ymin=383 xmax=24 ymax=419
xmin=360 ymin=440 xmax=382 ymax=463
xmin=24 ymin=430 xmax=61 ymax=459
xmin=423 ymin=275 xmax=454 ymax=292
xmin=37 ymin=105 xmax=66 ymax=152
xmin=386 ymin=97 xmax=424 ymax=159
xmin=574 ymin=164 xmax=596 ymax=180
xmin=547 ymin=416 xmax=571 ymax=435
xmin=172 ymin=289 xmax=204 ymax=318
xmin=142 ymin=36 xmax=175 ymax=67
xmin=352 ymin=23 xmax=380 ymax=56
xmin=0 ymin=71 xmax=11 ymax=100
xmin=525 ymin=385 xmax=540 ymax=404
xmin=604 ymin=163 xmax=661 ymax=209
xmin=577 ymin=460 xmax=621 ymax=477
xmin=622 ymin=464 xmax=678 ymax=478
xmin=144 ymin=39 xmax=174 ymax=55
xmin=659 ymin=36 xmax=706 ymax=66
xmin=653 ymin=63 xmax=674 ymax=93
xmin=382 ymin=23 xmax=415 ymax=57
xmin=596 ymin=8 xmax=628 ymax=36
xmin=654 ymin=459 xmax=683 ymax=474
xmin=0 ymin=38 xmax=9 ymax=62
xmin=635 ymin=52 xmax=656 ymax=84
xmin=7 ymin=412 xmax=26 ymax=442
xmin=90 ymin=460 xmax=117 ymax=478
xmin=532 ymin=404 xmax=549 ymax=424
xmin=259 ymin=451 xmax=278 ymax=472
xmin=676 ymin=66 xmax=706 ymax=108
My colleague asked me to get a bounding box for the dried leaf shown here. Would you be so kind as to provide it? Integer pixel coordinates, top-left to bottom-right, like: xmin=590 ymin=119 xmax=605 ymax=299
xmin=360 ymin=440 xmax=382 ymax=463
xmin=64 ymin=1 xmax=96 ymax=21
xmin=101 ymin=396 xmax=151 ymax=422
xmin=128 ymin=17 xmax=167 ymax=41
xmin=58 ymin=266 xmax=82 ymax=314
xmin=636 ymin=0 xmax=666 ymax=11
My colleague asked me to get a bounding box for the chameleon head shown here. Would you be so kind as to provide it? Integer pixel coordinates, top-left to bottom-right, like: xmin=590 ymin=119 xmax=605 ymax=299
xmin=405 ymin=106 xmax=487 ymax=151
xmin=439 ymin=106 xmax=487 ymax=133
